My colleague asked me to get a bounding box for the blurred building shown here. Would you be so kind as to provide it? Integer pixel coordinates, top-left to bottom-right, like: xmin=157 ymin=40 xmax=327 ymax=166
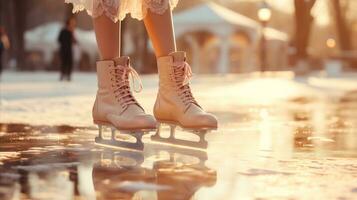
xmin=174 ymin=2 xmax=289 ymax=73
xmin=1 ymin=0 xmax=290 ymax=74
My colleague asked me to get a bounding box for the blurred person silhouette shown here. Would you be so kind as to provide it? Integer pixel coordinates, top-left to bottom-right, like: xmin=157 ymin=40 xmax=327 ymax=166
xmin=58 ymin=17 xmax=77 ymax=81
xmin=0 ymin=26 xmax=10 ymax=76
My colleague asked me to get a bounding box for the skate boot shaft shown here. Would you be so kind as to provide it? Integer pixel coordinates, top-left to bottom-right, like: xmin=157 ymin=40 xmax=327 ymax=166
xmin=93 ymin=56 xmax=156 ymax=130
xmin=154 ymin=51 xmax=218 ymax=129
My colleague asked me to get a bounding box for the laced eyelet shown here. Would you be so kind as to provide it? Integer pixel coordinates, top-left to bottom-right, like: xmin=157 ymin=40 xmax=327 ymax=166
xmin=108 ymin=65 xmax=143 ymax=108
xmin=171 ymin=61 xmax=198 ymax=107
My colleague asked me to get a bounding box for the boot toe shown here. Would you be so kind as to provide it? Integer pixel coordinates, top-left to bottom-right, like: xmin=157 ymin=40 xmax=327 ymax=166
xmin=190 ymin=113 xmax=218 ymax=129
xmin=201 ymin=114 xmax=218 ymax=128
xmin=134 ymin=115 xmax=157 ymax=129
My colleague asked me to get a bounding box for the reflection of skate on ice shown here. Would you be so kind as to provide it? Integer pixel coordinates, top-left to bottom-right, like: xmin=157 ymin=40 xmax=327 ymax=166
xmin=145 ymin=142 xmax=209 ymax=166
xmin=152 ymin=52 xmax=218 ymax=149
xmin=154 ymin=160 xmax=217 ymax=200
xmin=92 ymin=147 xmax=216 ymax=199
xmin=92 ymin=165 xmax=156 ymax=199
xmin=93 ymin=56 xmax=157 ymax=151
xmin=98 ymin=149 xmax=145 ymax=168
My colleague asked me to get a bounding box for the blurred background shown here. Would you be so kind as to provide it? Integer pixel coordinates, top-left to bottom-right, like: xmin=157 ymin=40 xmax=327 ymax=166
xmin=1 ymin=2 xmax=357 ymax=199
xmin=1 ymin=0 xmax=357 ymax=75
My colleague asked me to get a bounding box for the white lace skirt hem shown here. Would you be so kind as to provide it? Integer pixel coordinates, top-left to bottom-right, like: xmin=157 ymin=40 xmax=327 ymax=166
xmin=65 ymin=0 xmax=179 ymax=22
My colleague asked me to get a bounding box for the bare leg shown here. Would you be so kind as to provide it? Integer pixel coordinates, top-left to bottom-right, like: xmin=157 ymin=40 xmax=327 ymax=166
xmin=93 ymin=15 xmax=121 ymax=60
xmin=144 ymin=9 xmax=177 ymax=57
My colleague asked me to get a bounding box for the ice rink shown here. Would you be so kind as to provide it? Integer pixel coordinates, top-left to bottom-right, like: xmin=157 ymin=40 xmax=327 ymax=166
xmin=1 ymin=71 xmax=357 ymax=199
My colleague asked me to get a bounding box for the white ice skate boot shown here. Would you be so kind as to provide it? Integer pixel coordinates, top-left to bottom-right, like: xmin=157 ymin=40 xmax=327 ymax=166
xmin=152 ymin=51 xmax=218 ymax=149
xmin=93 ymin=56 xmax=157 ymax=150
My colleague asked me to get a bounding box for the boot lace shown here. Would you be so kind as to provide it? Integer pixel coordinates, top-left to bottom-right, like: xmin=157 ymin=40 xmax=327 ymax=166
xmin=110 ymin=65 xmax=143 ymax=109
xmin=172 ymin=61 xmax=199 ymax=111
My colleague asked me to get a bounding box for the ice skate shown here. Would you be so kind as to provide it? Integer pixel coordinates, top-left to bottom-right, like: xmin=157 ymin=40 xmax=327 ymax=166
xmin=93 ymin=56 xmax=157 ymax=151
xmin=152 ymin=51 xmax=218 ymax=149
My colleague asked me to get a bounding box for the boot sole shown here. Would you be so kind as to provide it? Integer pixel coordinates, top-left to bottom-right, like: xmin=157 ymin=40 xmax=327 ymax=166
xmin=93 ymin=120 xmax=157 ymax=132
xmin=155 ymin=119 xmax=218 ymax=131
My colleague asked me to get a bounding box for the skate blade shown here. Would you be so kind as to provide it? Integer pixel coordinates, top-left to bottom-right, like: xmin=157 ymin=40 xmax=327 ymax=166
xmin=150 ymin=122 xmax=211 ymax=150
xmin=95 ymin=125 xmax=154 ymax=151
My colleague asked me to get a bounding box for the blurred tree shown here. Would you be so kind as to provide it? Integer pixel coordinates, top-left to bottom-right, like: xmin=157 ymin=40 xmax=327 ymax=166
xmin=125 ymin=18 xmax=153 ymax=73
xmin=331 ymin=0 xmax=352 ymax=51
xmin=293 ymin=0 xmax=316 ymax=69
xmin=13 ymin=0 xmax=27 ymax=70
xmin=65 ymin=3 xmax=74 ymax=19
xmin=0 ymin=0 xmax=13 ymax=69
xmin=0 ymin=0 xmax=28 ymax=70
xmin=121 ymin=19 xmax=127 ymax=57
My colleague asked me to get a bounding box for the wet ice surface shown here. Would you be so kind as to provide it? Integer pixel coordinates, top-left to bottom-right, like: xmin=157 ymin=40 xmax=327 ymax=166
xmin=0 ymin=72 xmax=357 ymax=200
